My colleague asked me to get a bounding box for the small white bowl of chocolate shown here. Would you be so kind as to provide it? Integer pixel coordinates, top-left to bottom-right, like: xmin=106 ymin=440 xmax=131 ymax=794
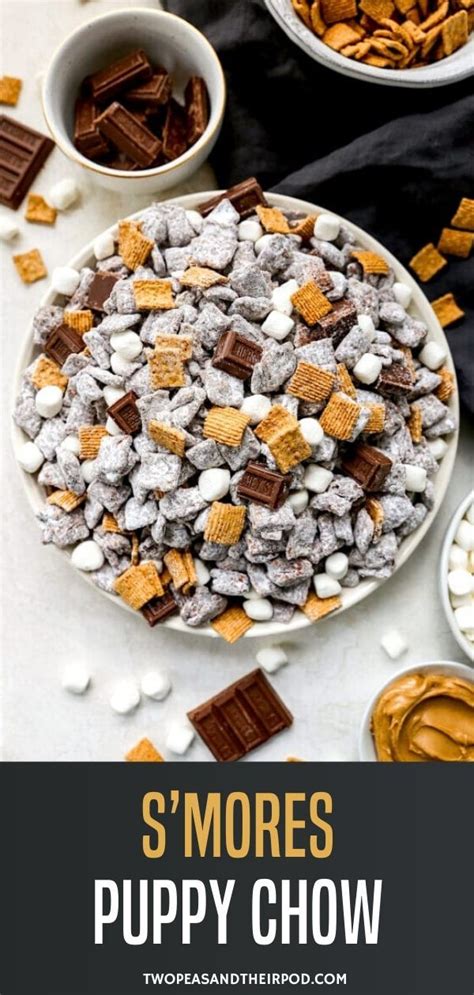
xmin=440 ymin=489 xmax=474 ymax=661
xmin=42 ymin=7 xmax=226 ymax=194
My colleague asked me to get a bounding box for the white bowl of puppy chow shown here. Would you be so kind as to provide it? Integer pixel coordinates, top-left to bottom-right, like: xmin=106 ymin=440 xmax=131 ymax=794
xmin=440 ymin=490 xmax=474 ymax=661
xmin=12 ymin=183 xmax=458 ymax=641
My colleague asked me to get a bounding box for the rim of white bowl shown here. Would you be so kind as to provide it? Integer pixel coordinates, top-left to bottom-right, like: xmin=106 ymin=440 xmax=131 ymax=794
xmin=439 ymin=489 xmax=474 ymax=661
xmin=265 ymin=0 xmax=474 ymax=88
xmin=359 ymin=658 xmax=474 ymax=761
xmin=41 ymin=7 xmax=226 ymax=180
xmin=11 ymin=191 xmax=459 ymax=639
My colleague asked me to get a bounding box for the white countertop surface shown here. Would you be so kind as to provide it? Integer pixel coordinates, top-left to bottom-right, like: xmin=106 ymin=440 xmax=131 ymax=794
xmin=1 ymin=0 xmax=472 ymax=763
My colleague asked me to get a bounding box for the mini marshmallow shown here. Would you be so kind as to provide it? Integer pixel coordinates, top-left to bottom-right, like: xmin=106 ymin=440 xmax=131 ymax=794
xmin=255 ymin=233 xmax=274 ymax=254
xmin=314 ymin=573 xmax=341 ymax=599
xmin=59 ymin=434 xmax=81 ymax=456
xmin=469 ymin=551 xmax=474 ymax=572
xmin=256 ymin=645 xmax=288 ymax=673
xmin=110 ymin=330 xmax=142 ymax=361
xmin=110 ymin=352 xmax=133 ymax=376
xmin=93 ymin=230 xmax=115 ymax=260
xmin=304 ymin=465 xmax=333 ymax=493
xmin=353 ymin=353 xmax=382 ymax=385
xmin=35 ymin=384 xmax=63 ymax=418
xmin=103 ymin=385 xmax=126 ymax=408
xmin=17 ymin=440 xmax=44 ymax=473
xmin=448 ymin=544 xmax=468 ymax=571
xmin=105 ymin=415 xmax=124 ymax=436
xmin=454 ymin=604 xmax=474 ymax=632
xmin=194 ymin=558 xmax=211 ymax=586
xmin=165 ymin=722 xmax=195 ymax=755
xmin=261 ymin=310 xmax=294 ymax=341
xmin=357 ymin=314 xmax=375 ymax=339
xmin=455 ymin=520 xmax=474 ymax=552
xmin=403 ymin=464 xmax=427 ymax=493
xmin=314 ymin=214 xmax=340 ymax=241
xmin=450 ymin=593 xmax=472 ymax=609
xmin=198 ymin=467 xmax=231 ymax=502
xmin=427 ymin=438 xmax=448 ymax=461
xmin=81 ymin=459 xmax=97 ymax=484
xmin=418 ymin=341 xmax=447 ymax=371
xmin=299 ymin=417 xmax=324 ymax=446
xmin=271 ymin=279 xmax=299 ymax=316
xmin=392 ymin=282 xmax=412 ymax=309
xmin=448 ymin=569 xmax=473 ymax=597
xmin=141 ymin=670 xmax=172 ymax=701
xmin=51 ymin=265 xmax=80 ymax=296
xmin=380 ymin=628 xmax=408 ymax=660
xmin=288 ymin=489 xmax=309 ymax=515
xmin=325 ymin=551 xmax=349 ymax=580
xmin=61 ymin=662 xmax=91 ymax=694
xmin=238 ymin=219 xmax=263 ymax=242
xmin=110 ymin=680 xmax=140 ymax=715
xmin=242 ymin=588 xmax=261 ymax=600
xmin=71 ymin=540 xmax=104 ymax=571
xmin=48 ymin=178 xmax=80 ymax=210
xmin=0 ymin=215 xmax=20 ymax=242
xmin=243 ymin=598 xmax=274 ymax=621
xmin=466 ymin=504 xmax=474 ymax=526
xmin=240 ymin=393 xmax=272 ymax=425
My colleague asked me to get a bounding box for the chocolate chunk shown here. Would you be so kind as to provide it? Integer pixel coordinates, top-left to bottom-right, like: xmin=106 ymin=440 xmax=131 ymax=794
xmin=74 ymin=98 xmax=109 ymax=159
xmin=237 ymin=462 xmax=291 ymax=509
xmin=188 ymin=668 xmax=293 ymax=761
xmin=185 ymin=76 xmax=209 ymax=146
xmin=85 ymin=271 xmax=120 ymax=312
xmin=0 ymin=115 xmax=54 ymax=210
xmin=198 ymin=177 xmax=268 ymax=219
xmin=125 ymin=71 xmax=172 ymax=108
xmin=95 ymin=102 xmax=162 ymax=168
xmin=162 ymin=99 xmax=188 ymax=162
xmin=141 ymin=590 xmax=178 ymax=627
xmin=212 ymin=330 xmax=262 ymax=380
xmin=89 ymin=49 xmax=153 ymax=104
xmin=107 ymin=391 xmax=141 ymax=435
xmin=311 ymin=299 xmax=358 ymax=346
xmin=44 ymin=323 xmax=85 ymax=366
xmin=342 ymin=443 xmax=392 ymax=492
xmin=376 ymin=362 xmax=414 ymax=396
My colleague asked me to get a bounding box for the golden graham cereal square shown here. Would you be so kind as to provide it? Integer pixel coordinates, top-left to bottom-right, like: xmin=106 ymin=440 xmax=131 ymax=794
xmin=291 ymin=280 xmax=333 ymax=325
xmin=269 ymin=425 xmax=312 ymax=473
xmin=407 ymin=405 xmax=423 ymax=443
xmin=163 ymin=549 xmax=191 ymax=591
xmin=365 ymin=497 xmax=385 ymax=539
xmin=47 ymin=490 xmax=86 ymax=512
xmin=319 ymin=392 xmax=361 ymax=440
xmin=336 ymin=363 xmax=357 ymax=398
xmin=437 ymin=228 xmax=473 ymax=258
xmin=254 ymin=404 xmax=295 ymax=442
xmin=436 ymin=367 xmax=455 ymax=402
xmin=0 ymin=75 xmax=22 ymax=105
xmin=78 ymin=425 xmax=109 ymax=459
xmin=180 ymin=267 xmax=228 ymax=288
xmin=324 ymin=23 xmax=363 ymax=49
xmin=409 ymin=243 xmax=447 ymax=282
xmin=290 ymin=215 xmax=317 ymax=239
xmin=211 ymin=606 xmax=254 ymax=642
xmin=133 ymin=279 xmax=175 ymax=310
xmin=31 ymin=356 xmax=68 ymax=391
xmin=118 ymin=221 xmax=153 ymax=270
xmin=13 ymin=248 xmax=47 ymax=284
xmin=431 ymin=292 xmax=464 ymax=328
xmin=441 ymin=10 xmax=468 ymax=55
xmin=148 ymin=421 xmax=186 ymax=457
xmin=25 ymin=194 xmax=57 ymax=225
xmin=292 ymin=0 xmax=312 ymax=27
xmin=287 ymin=362 xmax=336 ymax=403
xmin=256 ymin=205 xmax=291 ymax=234
xmin=102 ymin=513 xmax=121 ymax=533
xmin=205 ymin=502 xmax=247 ymax=545
xmin=63 ymin=310 xmax=93 ymax=333
xmin=321 ymin=0 xmax=358 ymax=23
xmin=364 ymin=403 xmax=386 ymax=434
xmin=352 ymin=250 xmax=390 ymax=274
xmin=148 ymin=348 xmax=185 ymax=389
xmin=302 ymin=591 xmax=342 ymax=622
xmin=126 ymin=738 xmax=164 ymax=762
xmin=451 ymin=197 xmax=474 ymax=231
xmin=203 ymin=406 xmax=250 ymax=447
xmin=114 ymin=562 xmax=164 ymax=611
xmin=153 ymin=335 xmax=193 ymax=360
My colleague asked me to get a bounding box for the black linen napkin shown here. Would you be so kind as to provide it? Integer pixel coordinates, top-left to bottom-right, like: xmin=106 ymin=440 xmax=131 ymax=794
xmin=166 ymin=0 xmax=473 ymax=416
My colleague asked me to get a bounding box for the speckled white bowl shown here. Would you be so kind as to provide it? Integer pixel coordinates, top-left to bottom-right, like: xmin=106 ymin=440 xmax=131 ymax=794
xmin=439 ymin=489 xmax=474 ymax=661
xmin=12 ymin=191 xmax=459 ymax=638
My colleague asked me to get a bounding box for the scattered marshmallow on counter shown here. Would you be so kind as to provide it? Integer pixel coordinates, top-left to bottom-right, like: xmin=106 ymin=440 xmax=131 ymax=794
xmin=93 ymin=230 xmax=115 ymax=260
xmin=51 ymin=265 xmax=80 ymax=296
xmin=0 ymin=215 xmax=20 ymax=242
xmin=71 ymin=540 xmax=105 ymax=572
xmin=110 ymin=680 xmax=140 ymax=715
xmin=380 ymin=628 xmax=408 ymax=660
xmin=48 ymin=178 xmax=80 ymax=211
xmin=61 ymin=662 xmax=91 ymax=694
xmin=314 ymin=214 xmax=340 ymax=241
xmin=256 ymin=645 xmax=288 ymax=673
xmin=35 ymin=384 xmax=63 ymax=418
xmin=17 ymin=440 xmax=44 ymax=473
xmin=141 ymin=670 xmax=171 ymax=701
xmin=165 ymin=722 xmax=195 ymax=755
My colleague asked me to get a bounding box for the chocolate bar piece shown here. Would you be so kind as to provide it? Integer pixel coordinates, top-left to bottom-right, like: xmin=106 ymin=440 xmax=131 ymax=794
xmin=95 ymin=102 xmax=162 ymax=168
xmin=376 ymin=362 xmax=414 ymax=396
xmin=141 ymin=591 xmax=178 ymax=627
xmin=85 ymin=271 xmax=119 ymax=312
xmin=198 ymin=177 xmax=268 ymax=220
xmin=237 ymin=462 xmax=291 ymax=510
xmin=212 ymin=330 xmax=262 ymax=380
xmin=188 ymin=668 xmax=293 ymax=762
xmin=74 ymin=98 xmax=109 ymax=159
xmin=89 ymin=49 xmax=153 ymax=104
xmin=0 ymin=115 xmax=54 ymax=210
xmin=44 ymin=323 xmax=84 ymax=366
xmin=342 ymin=443 xmax=392 ymax=492
xmin=185 ymin=76 xmax=209 ymax=146
xmin=125 ymin=71 xmax=172 ymax=108
xmin=107 ymin=391 xmax=141 ymax=435
xmin=162 ymin=99 xmax=188 ymax=162
xmin=311 ymin=299 xmax=358 ymax=346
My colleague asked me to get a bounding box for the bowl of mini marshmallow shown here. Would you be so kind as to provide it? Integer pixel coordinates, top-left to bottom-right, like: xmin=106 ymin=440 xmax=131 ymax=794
xmin=440 ymin=489 xmax=474 ymax=661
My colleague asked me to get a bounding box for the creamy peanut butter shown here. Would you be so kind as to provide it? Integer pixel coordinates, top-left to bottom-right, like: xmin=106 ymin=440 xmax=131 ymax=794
xmin=371 ymin=672 xmax=474 ymax=762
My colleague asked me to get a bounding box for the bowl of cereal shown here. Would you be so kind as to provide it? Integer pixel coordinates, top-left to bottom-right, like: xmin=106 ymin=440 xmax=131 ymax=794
xmin=265 ymin=0 xmax=474 ymax=88
xmin=440 ymin=490 xmax=474 ymax=661
xmin=12 ymin=184 xmax=458 ymax=640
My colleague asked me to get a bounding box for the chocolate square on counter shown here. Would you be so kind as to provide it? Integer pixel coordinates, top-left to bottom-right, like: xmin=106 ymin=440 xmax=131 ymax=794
xmin=342 ymin=443 xmax=392 ymax=492
xmin=237 ymin=462 xmax=291 ymax=509
xmin=44 ymin=323 xmax=85 ymax=366
xmin=312 ymin=299 xmax=358 ymax=346
xmin=188 ymin=668 xmax=293 ymax=761
xmin=141 ymin=591 xmax=178 ymax=627
xmin=376 ymin=362 xmax=414 ymax=396
xmin=107 ymin=391 xmax=141 ymax=435
xmin=198 ymin=177 xmax=268 ymax=219
xmin=85 ymin=271 xmax=120 ymax=312
xmin=0 ymin=115 xmax=54 ymax=210
xmin=212 ymin=331 xmax=262 ymax=380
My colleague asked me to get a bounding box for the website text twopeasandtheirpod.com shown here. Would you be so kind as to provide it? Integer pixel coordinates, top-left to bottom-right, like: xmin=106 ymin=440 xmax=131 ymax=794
xmin=142 ymin=972 xmax=348 ymax=986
